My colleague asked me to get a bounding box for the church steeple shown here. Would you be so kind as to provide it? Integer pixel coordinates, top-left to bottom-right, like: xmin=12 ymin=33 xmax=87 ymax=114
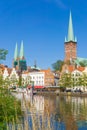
xmin=65 ymin=11 xmax=76 ymax=42
xmin=14 ymin=42 xmax=18 ymax=61
xmin=20 ymin=40 xmax=24 ymax=59
xmin=13 ymin=41 xmax=27 ymax=71
xmin=64 ymin=11 xmax=77 ymax=62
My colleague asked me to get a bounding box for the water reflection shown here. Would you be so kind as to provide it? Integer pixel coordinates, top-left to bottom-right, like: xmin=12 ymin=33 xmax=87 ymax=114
xmin=55 ymin=96 xmax=87 ymax=130
xmin=13 ymin=93 xmax=87 ymax=130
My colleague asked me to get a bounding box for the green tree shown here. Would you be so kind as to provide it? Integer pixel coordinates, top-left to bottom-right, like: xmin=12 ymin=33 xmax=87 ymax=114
xmin=22 ymin=75 xmax=31 ymax=87
xmin=59 ymin=73 xmax=73 ymax=88
xmin=78 ymin=73 xmax=87 ymax=91
xmin=52 ymin=60 xmax=64 ymax=71
xmin=0 ymin=75 xmax=4 ymax=88
xmin=79 ymin=61 xmax=86 ymax=67
xmin=0 ymin=49 xmax=8 ymax=62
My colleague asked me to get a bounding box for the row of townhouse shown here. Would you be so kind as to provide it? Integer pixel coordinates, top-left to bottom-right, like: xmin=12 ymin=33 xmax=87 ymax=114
xmin=2 ymin=63 xmax=87 ymax=90
xmin=0 ymin=65 xmax=56 ymax=87
xmin=21 ymin=68 xmax=56 ymax=87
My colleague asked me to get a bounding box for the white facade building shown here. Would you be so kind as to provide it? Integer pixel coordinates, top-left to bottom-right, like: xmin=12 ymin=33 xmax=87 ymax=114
xmin=29 ymin=72 xmax=45 ymax=86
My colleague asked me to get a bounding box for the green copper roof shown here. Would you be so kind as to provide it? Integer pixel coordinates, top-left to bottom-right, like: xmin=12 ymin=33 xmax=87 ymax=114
xmin=31 ymin=60 xmax=41 ymax=70
xmin=74 ymin=57 xmax=87 ymax=66
xmin=68 ymin=11 xmax=74 ymax=41
xmin=77 ymin=57 xmax=87 ymax=61
xmin=14 ymin=42 xmax=18 ymax=61
xmin=31 ymin=66 xmax=41 ymax=70
xmin=65 ymin=11 xmax=76 ymax=42
xmin=20 ymin=40 xmax=24 ymax=59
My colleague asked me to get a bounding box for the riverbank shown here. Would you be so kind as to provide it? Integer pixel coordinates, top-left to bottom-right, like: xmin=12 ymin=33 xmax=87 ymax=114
xmin=36 ymin=91 xmax=87 ymax=97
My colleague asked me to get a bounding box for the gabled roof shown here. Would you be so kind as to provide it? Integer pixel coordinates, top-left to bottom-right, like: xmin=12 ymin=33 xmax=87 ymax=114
xmin=67 ymin=65 xmax=85 ymax=72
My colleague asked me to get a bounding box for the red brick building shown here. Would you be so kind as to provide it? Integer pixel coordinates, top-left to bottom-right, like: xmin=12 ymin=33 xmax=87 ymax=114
xmin=40 ymin=68 xmax=54 ymax=86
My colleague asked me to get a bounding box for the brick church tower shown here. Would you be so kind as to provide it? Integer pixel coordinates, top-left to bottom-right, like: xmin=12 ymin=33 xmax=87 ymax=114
xmin=64 ymin=12 xmax=77 ymax=63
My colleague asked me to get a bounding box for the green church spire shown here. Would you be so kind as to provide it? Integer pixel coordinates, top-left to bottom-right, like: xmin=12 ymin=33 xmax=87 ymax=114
xmin=14 ymin=42 xmax=18 ymax=61
xmin=65 ymin=11 xmax=77 ymax=42
xmin=20 ymin=40 xmax=24 ymax=59
xmin=68 ymin=11 xmax=75 ymax=42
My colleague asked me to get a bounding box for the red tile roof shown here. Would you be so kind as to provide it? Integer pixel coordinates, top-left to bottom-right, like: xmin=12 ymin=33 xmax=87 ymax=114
xmin=68 ymin=65 xmax=75 ymax=72
xmin=77 ymin=66 xmax=85 ymax=71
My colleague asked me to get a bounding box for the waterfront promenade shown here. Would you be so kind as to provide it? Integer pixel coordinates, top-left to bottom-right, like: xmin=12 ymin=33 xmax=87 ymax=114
xmin=11 ymin=86 xmax=87 ymax=97
xmin=36 ymin=91 xmax=87 ymax=97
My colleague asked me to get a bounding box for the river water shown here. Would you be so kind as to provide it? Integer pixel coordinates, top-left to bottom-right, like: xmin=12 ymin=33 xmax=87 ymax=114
xmin=14 ymin=93 xmax=87 ymax=130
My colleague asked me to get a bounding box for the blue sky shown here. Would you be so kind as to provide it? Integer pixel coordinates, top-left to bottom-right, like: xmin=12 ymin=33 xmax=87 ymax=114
xmin=0 ymin=0 xmax=87 ymax=69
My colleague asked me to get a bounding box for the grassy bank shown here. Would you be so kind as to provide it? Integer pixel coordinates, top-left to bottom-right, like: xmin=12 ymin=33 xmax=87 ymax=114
xmin=0 ymin=88 xmax=23 ymax=129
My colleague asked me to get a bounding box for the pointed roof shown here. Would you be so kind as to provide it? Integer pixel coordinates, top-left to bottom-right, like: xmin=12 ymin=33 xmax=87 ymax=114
xmin=20 ymin=40 xmax=24 ymax=59
xmin=65 ymin=11 xmax=76 ymax=42
xmin=14 ymin=42 xmax=18 ymax=61
xmin=68 ymin=11 xmax=74 ymax=41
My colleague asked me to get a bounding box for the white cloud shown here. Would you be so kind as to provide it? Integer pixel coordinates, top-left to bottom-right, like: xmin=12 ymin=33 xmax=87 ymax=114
xmin=55 ymin=0 xmax=67 ymax=9
xmin=44 ymin=0 xmax=67 ymax=9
